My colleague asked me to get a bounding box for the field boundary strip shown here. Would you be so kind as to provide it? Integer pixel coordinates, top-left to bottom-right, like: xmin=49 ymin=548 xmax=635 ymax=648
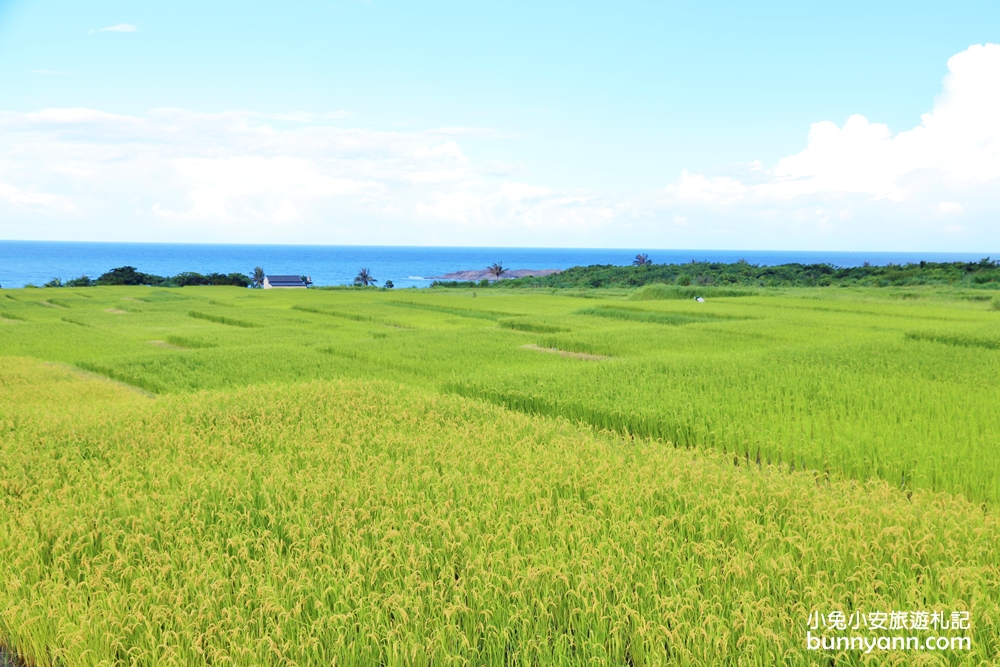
xmin=318 ymin=345 xmax=436 ymax=378
xmin=499 ymin=319 xmax=570 ymax=334
xmin=148 ymin=340 xmax=183 ymax=349
xmin=188 ymin=310 xmax=257 ymax=328
xmin=47 ymin=299 xmax=75 ymax=308
xmin=776 ymin=301 xmax=987 ymax=322
xmin=385 ymin=301 xmax=523 ymax=320
xmin=165 ymin=334 xmax=217 ymax=349
xmin=442 ymin=382 xmax=702 ymax=446
xmin=292 ymin=305 xmax=413 ymax=328
xmin=576 ymin=305 xmax=745 ymax=326
xmin=520 ymin=344 xmax=609 ymax=361
xmin=46 ymin=362 xmax=158 ymax=398
xmin=905 ymin=331 xmax=1000 ymax=350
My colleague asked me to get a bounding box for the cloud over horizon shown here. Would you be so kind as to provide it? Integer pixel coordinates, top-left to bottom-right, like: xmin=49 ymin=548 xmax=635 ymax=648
xmin=658 ymin=44 xmax=1000 ymax=247
xmin=1 ymin=44 xmax=999 ymax=249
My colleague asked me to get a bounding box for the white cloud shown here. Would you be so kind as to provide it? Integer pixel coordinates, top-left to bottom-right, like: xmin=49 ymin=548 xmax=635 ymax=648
xmin=0 ymin=107 xmax=618 ymax=244
xmin=765 ymin=44 xmax=1000 ymax=196
xmin=657 ymin=43 xmax=1000 ymax=249
xmin=0 ymin=182 xmax=73 ymax=210
xmin=666 ymin=170 xmax=747 ymax=205
xmin=96 ymin=24 xmax=138 ymax=33
xmin=1 ymin=44 xmax=1000 ymax=249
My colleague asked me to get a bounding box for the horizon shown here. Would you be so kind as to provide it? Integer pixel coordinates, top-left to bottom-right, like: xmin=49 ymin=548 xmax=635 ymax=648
xmin=3 ymin=240 xmax=997 ymax=289
xmin=1 ymin=2 xmax=999 ymax=250
xmin=4 ymin=238 xmax=999 ymax=256
xmin=0 ymin=239 xmax=1000 ymax=259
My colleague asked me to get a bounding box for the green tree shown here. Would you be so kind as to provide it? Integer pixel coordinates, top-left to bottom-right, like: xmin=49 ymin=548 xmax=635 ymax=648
xmin=97 ymin=266 xmax=163 ymax=286
xmin=488 ymin=262 xmax=506 ymax=280
xmin=252 ymin=267 xmax=265 ymax=288
xmin=355 ymin=268 xmax=377 ymax=286
xmin=65 ymin=276 xmax=93 ymax=287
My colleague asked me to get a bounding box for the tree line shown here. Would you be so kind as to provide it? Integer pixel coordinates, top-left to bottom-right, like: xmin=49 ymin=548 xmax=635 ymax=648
xmin=490 ymin=257 xmax=1000 ymax=289
xmin=41 ymin=266 xmax=252 ymax=288
xmin=37 ymin=266 xmax=392 ymax=289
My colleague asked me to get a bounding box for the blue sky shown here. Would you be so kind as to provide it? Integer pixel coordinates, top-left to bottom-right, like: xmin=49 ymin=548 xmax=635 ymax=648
xmin=1 ymin=0 xmax=999 ymax=250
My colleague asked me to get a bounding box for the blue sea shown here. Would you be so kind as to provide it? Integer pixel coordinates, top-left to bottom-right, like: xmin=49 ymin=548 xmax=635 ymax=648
xmin=0 ymin=241 xmax=996 ymax=289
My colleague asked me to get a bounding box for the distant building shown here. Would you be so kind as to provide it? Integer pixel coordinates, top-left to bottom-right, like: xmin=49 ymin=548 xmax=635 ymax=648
xmin=263 ymin=275 xmax=310 ymax=289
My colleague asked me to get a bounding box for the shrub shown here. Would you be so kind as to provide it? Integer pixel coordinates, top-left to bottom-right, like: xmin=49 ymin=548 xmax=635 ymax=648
xmin=65 ymin=276 xmax=94 ymax=287
xmin=630 ymin=283 xmax=756 ymax=300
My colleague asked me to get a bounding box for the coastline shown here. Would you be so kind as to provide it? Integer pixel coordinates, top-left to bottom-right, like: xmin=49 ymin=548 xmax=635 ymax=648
xmin=427 ymin=269 xmax=562 ymax=281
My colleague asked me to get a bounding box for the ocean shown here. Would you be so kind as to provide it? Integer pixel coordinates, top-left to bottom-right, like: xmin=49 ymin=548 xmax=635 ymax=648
xmin=0 ymin=241 xmax=996 ymax=289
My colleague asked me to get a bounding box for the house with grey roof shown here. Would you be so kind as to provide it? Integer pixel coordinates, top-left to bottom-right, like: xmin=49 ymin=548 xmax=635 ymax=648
xmin=263 ymin=275 xmax=310 ymax=289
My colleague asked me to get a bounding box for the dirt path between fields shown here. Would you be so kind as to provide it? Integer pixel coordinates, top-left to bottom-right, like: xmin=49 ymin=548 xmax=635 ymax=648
xmin=521 ymin=344 xmax=609 ymax=361
xmin=148 ymin=339 xmax=182 ymax=349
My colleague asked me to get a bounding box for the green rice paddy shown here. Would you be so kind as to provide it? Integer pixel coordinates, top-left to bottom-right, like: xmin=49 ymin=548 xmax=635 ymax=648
xmin=1 ymin=284 xmax=998 ymax=665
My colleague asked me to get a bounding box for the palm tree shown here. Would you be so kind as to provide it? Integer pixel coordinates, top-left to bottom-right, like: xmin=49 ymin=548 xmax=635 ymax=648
xmin=633 ymin=253 xmax=651 ymax=266
xmin=355 ymin=268 xmax=377 ymax=286
xmin=252 ymin=266 xmax=265 ymax=288
xmin=487 ymin=262 xmax=507 ymax=280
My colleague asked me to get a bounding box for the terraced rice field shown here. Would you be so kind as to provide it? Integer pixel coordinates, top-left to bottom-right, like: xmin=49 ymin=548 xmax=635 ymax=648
xmin=1 ymin=284 xmax=998 ymax=665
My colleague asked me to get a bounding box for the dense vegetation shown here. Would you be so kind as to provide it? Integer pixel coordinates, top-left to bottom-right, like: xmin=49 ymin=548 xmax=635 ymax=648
xmin=493 ymin=258 xmax=1000 ymax=289
xmin=30 ymin=258 xmax=1000 ymax=292
xmin=1 ymin=283 xmax=998 ymax=664
xmin=40 ymin=265 xmax=251 ymax=288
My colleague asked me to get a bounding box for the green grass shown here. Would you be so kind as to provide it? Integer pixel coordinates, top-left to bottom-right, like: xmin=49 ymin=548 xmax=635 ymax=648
xmin=628 ymin=283 xmax=757 ymax=300
xmin=164 ymin=334 xmax=217 ymax=349
xmin=1 ymin=285 xmax=999 ymax=502
xmin=187 ymin=310 xmax=258 ymax=328
xmin=385 ymin=300 xmax=522 ymax=320
xmin=498 ymin=318 xmax=570 ymax=334
xmin=905 ymin=331 xmax=1000 ymax=350
xmin=1 ymin=284 xmax=999 ymax=664
xmin=576 ymin=304 xmax=740 ymax=325
xmin=292 ymin=303 xmax=375 ymax=321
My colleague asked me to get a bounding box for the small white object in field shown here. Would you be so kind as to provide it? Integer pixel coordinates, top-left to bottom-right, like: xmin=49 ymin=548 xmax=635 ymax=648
xmin=695 ymin=296 xmax=705 ymax=303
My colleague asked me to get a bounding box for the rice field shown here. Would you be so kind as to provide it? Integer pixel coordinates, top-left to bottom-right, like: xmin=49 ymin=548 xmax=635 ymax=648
xmin=1 ymin=284 xmax=999 ymax=665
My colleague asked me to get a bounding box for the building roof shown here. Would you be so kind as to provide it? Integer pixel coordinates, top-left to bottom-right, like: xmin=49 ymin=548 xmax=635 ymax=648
xmin=266 ymin=275 xmax=308 ymax=286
